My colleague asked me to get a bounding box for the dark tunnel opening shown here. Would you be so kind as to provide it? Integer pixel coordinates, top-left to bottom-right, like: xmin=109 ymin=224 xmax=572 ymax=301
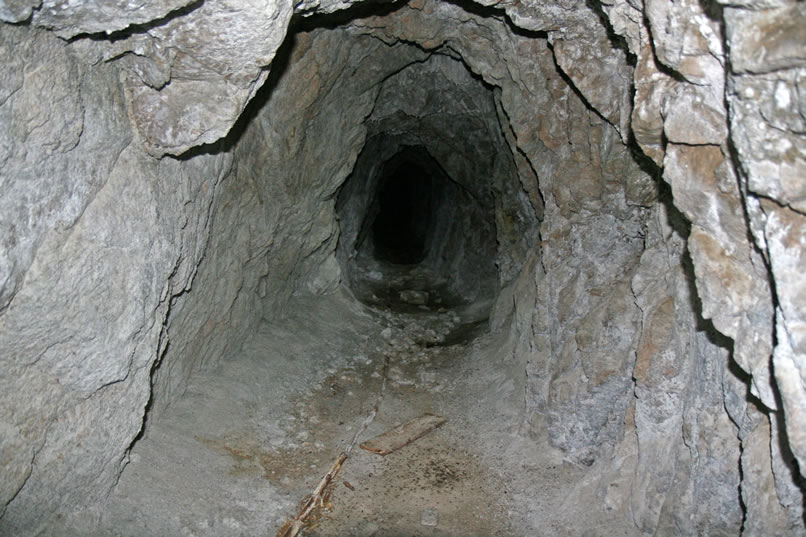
xmin=331 ymin=53 xmax=526 ymax=315
xmin=371 ymin=152 xmax=440 ymax=265
xmin=335 ymin=140 xmax=501 ymax=313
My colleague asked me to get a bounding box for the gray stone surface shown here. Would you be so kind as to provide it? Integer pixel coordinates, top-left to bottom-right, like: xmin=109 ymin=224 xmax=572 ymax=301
xmin=0 ymin=19 xmax=231 ymax=533
xmin=0 ymin=0 xmax=39 ymax=22
xmin=722 ymin=1 xmax=806 ymax=494
xmin=44 ymin=0 xmax=294 ymax=157
xmin=1 ymin=0 xmax=805 ymax=534
xmin=727 ymin=3 xmax=806 ymax=75
xmin=31 ymin=0 xmax=195 ymax=37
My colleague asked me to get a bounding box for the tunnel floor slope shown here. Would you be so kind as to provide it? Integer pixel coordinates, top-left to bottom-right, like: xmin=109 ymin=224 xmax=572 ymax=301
xmin=82 ymin=287 xmax=639 ymax=537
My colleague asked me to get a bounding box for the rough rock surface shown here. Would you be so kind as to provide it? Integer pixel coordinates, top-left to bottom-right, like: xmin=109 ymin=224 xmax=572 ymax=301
xmin=1 ymin=0 xmax=805 ymax=534
xmin=0 ymin=22 xmax=232 ymax=531
xmin=722 ymin=2 xmax=806 ymax=483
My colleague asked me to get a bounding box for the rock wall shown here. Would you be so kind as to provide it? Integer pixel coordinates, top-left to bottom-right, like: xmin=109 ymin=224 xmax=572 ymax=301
xmin=148 ymin=28 xmax=396 ymax=413
xmin=0 ymin=23 xmax=233 ymax=531
xmin=1 ymin=0 xmax=804 ymax=534
xmin=602 ymin=0 xmax=806 ymax=532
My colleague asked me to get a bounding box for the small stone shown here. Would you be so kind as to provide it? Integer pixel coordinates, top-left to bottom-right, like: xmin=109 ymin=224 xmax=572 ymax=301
xmin=307 ymin=255 xmax=342 ymax=295
xmin=420 ymin=507 xmax=439 ymax=527
xmin=400 ymin=289 xmax=428 ymax=305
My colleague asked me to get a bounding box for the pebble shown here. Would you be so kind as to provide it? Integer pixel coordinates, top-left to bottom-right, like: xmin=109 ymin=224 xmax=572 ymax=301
xmin=420 ymin=507 xmax=439 ymax=527
xmin=400 ymin=289 xmax=429 ymax=305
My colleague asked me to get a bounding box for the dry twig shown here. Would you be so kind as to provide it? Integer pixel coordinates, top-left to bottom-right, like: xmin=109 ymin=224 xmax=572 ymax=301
xmin=276 ymin=453 xmax=347 ymax=537
xmin=276 ymin=355 xmax=390 ymax=537
xmin=359 ymin=413 xmax=446 ymax=456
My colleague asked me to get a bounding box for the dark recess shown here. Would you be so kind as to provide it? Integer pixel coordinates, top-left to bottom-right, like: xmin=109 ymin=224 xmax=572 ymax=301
xmin=372 ymin=161 xmax=435 ymax=265
xmin=364 ymin=146 xmax=448 ymax=266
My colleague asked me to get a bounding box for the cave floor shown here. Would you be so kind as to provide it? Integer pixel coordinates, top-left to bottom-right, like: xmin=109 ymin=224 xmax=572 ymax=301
xmin=88 ymin=286 xmax=637 ymax=537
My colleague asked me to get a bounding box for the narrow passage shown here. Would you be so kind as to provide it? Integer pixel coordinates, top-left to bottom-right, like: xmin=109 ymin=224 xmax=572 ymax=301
xmin=96 ymin=280 xmax=636 ymax=536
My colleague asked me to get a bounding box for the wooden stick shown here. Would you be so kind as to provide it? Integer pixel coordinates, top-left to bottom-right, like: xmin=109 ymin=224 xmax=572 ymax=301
xmin=276 ymin=355 xmax=390 ymax=537
xmin=276 ymin=452 xmax=347 ymax=537
xmin=359 ymin=413 xmax=447 ymax=456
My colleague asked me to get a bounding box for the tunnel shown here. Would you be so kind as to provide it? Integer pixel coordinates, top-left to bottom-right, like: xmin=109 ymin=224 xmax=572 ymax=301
xmin=337 ymin=135 xmax=501 ymax=313
xmin=371 ymin=161 xmax=433 ymax=265
xmin=366 ymin=147 xmax=439 ymax=266
xmin=1 ymin=0 xmax=806 ymax=536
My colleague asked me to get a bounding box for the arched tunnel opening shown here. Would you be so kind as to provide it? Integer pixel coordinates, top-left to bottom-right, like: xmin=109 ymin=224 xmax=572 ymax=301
xmin=370 ymin=155 xmax=435 ymax=266
xmin=336 ymin=138 xmax=502 ymax=314
xmin=2 ymin=0 xmax=805 ymax=536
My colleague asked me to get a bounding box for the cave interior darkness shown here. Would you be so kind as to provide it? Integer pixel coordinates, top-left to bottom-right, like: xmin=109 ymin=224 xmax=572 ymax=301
xmin=336 ymin=136 xmax=503 ymax=314
xmin=367 ymin=147 xmax=440 ymax=266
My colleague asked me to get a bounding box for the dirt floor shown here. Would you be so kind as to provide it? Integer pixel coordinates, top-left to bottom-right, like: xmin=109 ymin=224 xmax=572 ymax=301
xmin=79 ymin=266 xmax=639 ymax=537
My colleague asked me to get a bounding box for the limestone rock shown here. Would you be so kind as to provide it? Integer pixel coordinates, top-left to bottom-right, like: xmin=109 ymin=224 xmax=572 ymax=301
xmin=729 ymin=72 xmax=806 ymax=213
xmin=31 ymin=0 xmax=195 ymax=38
xmin=726 ymin=3 xmax=806 ymax=74
xmin=550 ymin=21 xmax=634 ymax=138
xmin=0 ymin=24 xmax=128 ymax=311
xmin=0 ymin=20 xmax=234 ymax=531
xmin=0 ymin=139 xmax=232 ymax=531
xmin=630 ymin=38 xmax=673 ymax=166
xmin=721 ymin=0 xmax=806 ymax=442
xmin=644 ymin=0 xmax=725 ymax=84
xmin=60 ymin=0 xmax=298 ymax=157
xmin=739 ymin=406 xmax=804 ymax=535
xmin=767 ymin=207 xmax=806 ymax=472
xmin=662 ymin=84 xmax=728 ymax=146
xmin=627 ymin=205 xmax=746 ymax=535
xmin=599 ymin=0 xmax=643 ymax=56
xmin=630 ymin=242 xmax=692 ymax=532
xmin=124 ymin=72 xmax=270 ymax=156
xmin=0 ymin=0 xmax=39 ymax=22
xmin=1 ymin=0 xmax=805 ymax=534
xmin=308 ymin=254 xmax=342 ymax=295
